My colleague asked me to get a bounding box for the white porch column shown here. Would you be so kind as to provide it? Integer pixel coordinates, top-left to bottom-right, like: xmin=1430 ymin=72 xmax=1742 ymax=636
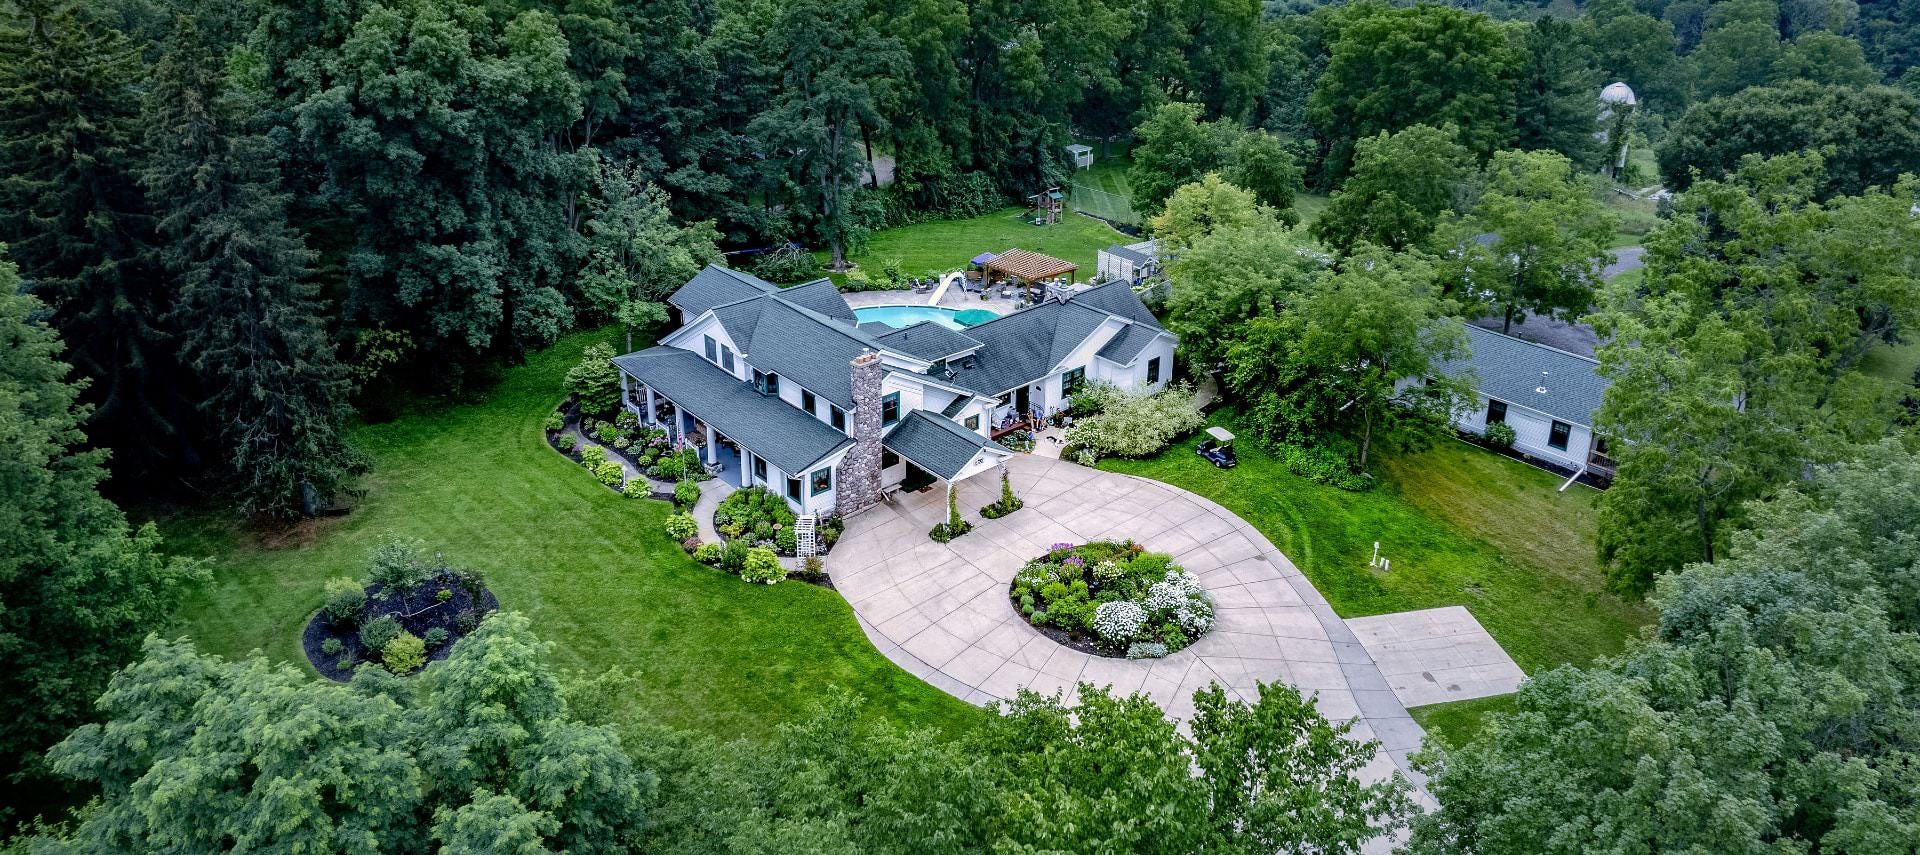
xmin=619 ymin=372 xmax=630 ymax=408
xmin=645 ymin=386 xmax=657 ymax=425
xmin=704 ymin=423 xmax=716 ymax=463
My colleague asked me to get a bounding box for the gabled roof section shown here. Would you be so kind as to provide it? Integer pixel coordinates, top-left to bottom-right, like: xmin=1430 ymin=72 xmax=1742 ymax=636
xmin=612 ymin=347 xmax=852 ymax=474
xmin=1064 ymin=280 xmax=1162 ymax=329
xmin=1435 ymin=323 xmax=1609 ymax=428
xmin=668 ymin=265 xmax=778 ymax=318
xmin=883 ymin=411 xmax=1010 ymax=481
xmin=735 ymin=297 xmax=885 ymax=410
xmin=1095 ymin=323 xmax=1164 ymax=366
xmin=776 ymin=278 xmax=855 ymax=322
xmin=940 ymin=300 xmax=1113 ymax=396
xmin=1103 ymin=243 xmax=1153 ymax=266
xmin=874 ymin=321 xmax=983 ymax=363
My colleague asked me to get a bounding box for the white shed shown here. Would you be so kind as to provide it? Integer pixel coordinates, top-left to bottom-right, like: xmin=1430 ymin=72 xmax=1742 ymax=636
xmin=1097 ymin=240 xmax=1159 ymax=284
xmin=1065 ymin=144 xmax=1093 ymax=169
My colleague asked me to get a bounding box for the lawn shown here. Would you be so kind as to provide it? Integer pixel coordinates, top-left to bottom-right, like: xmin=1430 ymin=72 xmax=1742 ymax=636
xmin=832 ymin=206 xmax=1131 ymax=284
xmin=1408 ymin=695 xmax=1516 ymax=748
xmin=1100 ymin=413 xmax=1651 ymax=675
xmin=157 ymin=329 xmax=981 ymax=740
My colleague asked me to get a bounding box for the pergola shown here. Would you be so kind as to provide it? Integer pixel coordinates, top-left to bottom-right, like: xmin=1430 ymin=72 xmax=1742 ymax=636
xmin=983 ymin=248 xmax=1077 ymax=303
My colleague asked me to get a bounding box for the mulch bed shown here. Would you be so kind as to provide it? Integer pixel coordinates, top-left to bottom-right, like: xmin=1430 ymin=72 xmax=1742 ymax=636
xmin=1023 ymin=619 xmax=1107 ymax=656
xmin=302 ymin=570 xmax=500 ymax=682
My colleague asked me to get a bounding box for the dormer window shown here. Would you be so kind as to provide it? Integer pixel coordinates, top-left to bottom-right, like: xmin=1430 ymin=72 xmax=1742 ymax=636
xmin=754 ymin=370 xmax=779 ymax=396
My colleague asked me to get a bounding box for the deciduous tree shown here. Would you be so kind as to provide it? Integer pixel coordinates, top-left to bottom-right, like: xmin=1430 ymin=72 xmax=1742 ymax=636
xmin=1220 ymin=130 xmax=1301 ymax=223
xmin=1659 ymin=81 xmax=1920 ymax=198
xmin=1150 ymin=174 xmax=1274 ymax=253
xmin=1311 ymin=125 xmax=1471 ymax=255
xmin=1437 ymin=150 xmax=1617 ymax=333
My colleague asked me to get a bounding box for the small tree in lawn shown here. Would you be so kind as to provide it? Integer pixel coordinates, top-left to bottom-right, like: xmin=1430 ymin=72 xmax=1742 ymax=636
xmin=566 ymin=342 xmax=623 ymax=416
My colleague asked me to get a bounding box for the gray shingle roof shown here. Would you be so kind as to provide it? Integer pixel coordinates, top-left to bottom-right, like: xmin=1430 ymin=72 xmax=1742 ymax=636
xmin=1103 ymin=243 xmax=1153 ymax=266
xmin=874 ymin=321 xmax=983 ymax=363
xmin=776 ymin=278 xmax=855 ymax=321
xmin=1095 ymin=323 xmax=1162 ymax=365
xmin=611 ymin=347 xmax=851 ymax=474
xmin=1437 ymin=323 xmax=1609 ymax=427
xmin=668 ymin=265 xmax=778 ymax=318
xmin=731 ymin=297 xmax=885 ymax=410
xmin=942 ymin=300 xmax=1113 ymax=396
xmin=1064 ymin=280 xmax=1162 ymax=329
xmin=883 ymin=411 xmax=1009 ymax=481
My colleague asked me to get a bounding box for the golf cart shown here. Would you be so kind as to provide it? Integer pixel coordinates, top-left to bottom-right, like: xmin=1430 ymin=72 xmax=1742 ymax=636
xmin=1196 ymin=426 xmax=1237 ymax=469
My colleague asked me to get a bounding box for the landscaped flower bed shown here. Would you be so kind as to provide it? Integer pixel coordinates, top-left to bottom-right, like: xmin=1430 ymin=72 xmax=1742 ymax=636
xmin=714 ymin=487 xmax=798 ymax=553
xmin=1010 ymin=540 xmax=1213 ymax=658
xmin=303 ymin=538 xmax=499 ymax=681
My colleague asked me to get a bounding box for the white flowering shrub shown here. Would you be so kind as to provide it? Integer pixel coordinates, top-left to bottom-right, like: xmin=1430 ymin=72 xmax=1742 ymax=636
xmin=1092 ymin=600 xmax=1148 ymax=643
xmin=1145 ymin=570 xmax=1212 ymax=636
xmin=1176 ymin=599 xmax=1215 ymax=636
xmin=1092 ymin=560 xmax=1123 ymax=583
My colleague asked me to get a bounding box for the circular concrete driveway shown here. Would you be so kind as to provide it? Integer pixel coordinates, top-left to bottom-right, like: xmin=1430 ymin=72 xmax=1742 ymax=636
xmin=828 ymin=455 xmax=1430 ymax=794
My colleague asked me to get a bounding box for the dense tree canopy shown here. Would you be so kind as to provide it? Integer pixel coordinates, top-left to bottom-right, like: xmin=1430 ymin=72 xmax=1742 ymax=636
xmin=1659 ymin=81 xmax=1920 ymax=198
xmin=1437 ymin=149 xmax=1617 ymax=332
xmin=1311 ymin=124 xmax=1472 ymax=255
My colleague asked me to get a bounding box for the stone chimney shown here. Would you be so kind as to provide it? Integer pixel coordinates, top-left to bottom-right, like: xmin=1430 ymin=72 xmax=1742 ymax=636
xmin=838 ymin=350 xmax=885 ymax=514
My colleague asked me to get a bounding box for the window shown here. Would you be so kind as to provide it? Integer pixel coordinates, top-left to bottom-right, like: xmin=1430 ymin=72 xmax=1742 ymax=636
xmin=1146 ymin=356 xmax=1161 ymax=384
xmin=881 ymin=392 xmax=901 ymax=426
xmin=703 ymin=335 xmax=717 ymax=363
xmin=1548 ymin=420 xmax=1571 ymax=451
xmin=830 ymin=405 xmax=846 ymax=432
xmin=1062 ymin=366 xmax=1086 ymax=396
xmin=786 ymin=477 xmax=802 ymax=502
xmin=753 ymin=456 xmax=767 ymax=481
xmin=965 ymin=414 xmax=980 ymax=431
xmin=753 ymin=370 xmax=779 ymax=396
xmin=721 ymin=346 xmax=734 ymax=373
xmin=801 ymin=390 xmax=816 ymax=414
xmin=881 ymin=449 xmax=899 ymax=468
xmin=1486 ymin=399 xmax=1507 ymax=424
xmin=810 ymin=467 xmax=833 ymax=496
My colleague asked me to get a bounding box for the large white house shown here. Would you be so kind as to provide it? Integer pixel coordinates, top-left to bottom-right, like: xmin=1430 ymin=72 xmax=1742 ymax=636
xmin=613 ymin=266 xmax=1175 ymax=516
xmin=1434 ymin=323 xmax=1614 ymax=479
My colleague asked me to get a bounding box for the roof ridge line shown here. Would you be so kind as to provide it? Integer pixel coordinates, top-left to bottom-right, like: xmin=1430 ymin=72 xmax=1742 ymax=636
xmin=1463 ymin=319 xmax=1601 ymax=366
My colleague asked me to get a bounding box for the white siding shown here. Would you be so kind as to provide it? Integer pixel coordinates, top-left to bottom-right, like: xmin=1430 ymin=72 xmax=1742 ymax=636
xmin=1455 ymin=393 xmax=1594 ymax=469
xmin=665 ymin=315 xmax=744 ymax=380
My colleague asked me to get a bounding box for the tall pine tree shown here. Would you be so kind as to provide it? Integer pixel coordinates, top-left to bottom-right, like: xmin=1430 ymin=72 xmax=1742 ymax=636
xmin=0 ymin=0 xmax=189 ymax=480
xmin=140 ymin=17 xmax=361 ymax=519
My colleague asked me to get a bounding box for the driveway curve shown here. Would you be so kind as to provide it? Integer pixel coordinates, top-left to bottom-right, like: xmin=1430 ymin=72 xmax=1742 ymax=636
xmin=828 ymin=454 xmax=1430 ymax=797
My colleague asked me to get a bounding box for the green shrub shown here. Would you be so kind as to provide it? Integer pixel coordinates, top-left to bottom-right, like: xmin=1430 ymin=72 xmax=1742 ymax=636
xmin=797 ymin=555 xmax=825 ymax=581
xmin=612 ymin=436 xmax=632 ymax=450
xmin=557 ymin=434 xmax=578 ymax=452
xmin=337 ymin=657 xmax=355 ymax=671
xmin=674 ymin=479 xmax=700 ymax=508
xmin=665 ymin=512 xmax=698 ymax=541
xmin=741 ymin=547 xmax=787 ymax=583
xmin=367 ymin=536 xmax=430 ymax=592
xmin=652 ymin=453 xmax=684 ymax=481
xmin=423 ymin=627 xmax=450 ymax=648
xmin=435 ymin=587 xmax=453 ymax=603
xmin=1271 ymin=440 xmax=1370 ymax=491
xmin=616 ymin=410 xmax=639 ymax=429
xmin=1064 ymin=382 xmax=1203 ymax=459
xmin=1484 ymin=421 xmax=1517 ymax=448
xmin=381 ymin=632 xmax=426 ymax=674
xmin=322 ymin=577 xmax=367 ymax=624
xmin=775 ymin=526 xmax=797 ymax=553
xmin=321 ymin=637 xmax=344 ymax=656
xmin=594 ymin=460 xmax=625 ymax=486
xmin=543 ymin=412 xmax=565 ymax=432
xmin=565 ymin=342 xmax=622 ymax=415
xmin=358 ymin=614 xmax=401 ymax=651
xmin=581 ymin=444 xmax=609 ymax=468
xmin=980 ymin=469 xmax=1023 ymax=518
xmin=720 ymin=540 xmax=751 ymax=574
xmin=693 ymin=542 xmax=722 ymax=564
xmin=455 ymin=610 xmax=479 ymax=633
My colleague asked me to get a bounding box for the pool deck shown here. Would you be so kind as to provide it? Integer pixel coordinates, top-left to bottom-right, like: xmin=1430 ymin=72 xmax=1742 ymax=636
xmin=843 ymin=282 xmax=1028 ymax=317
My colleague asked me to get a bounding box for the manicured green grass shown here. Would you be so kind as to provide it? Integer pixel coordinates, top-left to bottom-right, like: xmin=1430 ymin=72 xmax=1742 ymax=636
xmin=156 ymin=329 xmax=981 ymax=740
xmin=1101 ymin=414 xmax=1651 ymax=674
xmin=1067 ymin=153 xmax=1140 ymax=225
xmin=1861 ymin=337 xmax=1920 ymax=388
xmin=834 ymin=207 xmax=1131 ymax=283
xmin=1293 ymin=191 xmax=1330 ymax=226
xmin=1408 ymin=695 xmax=1517 ymax=748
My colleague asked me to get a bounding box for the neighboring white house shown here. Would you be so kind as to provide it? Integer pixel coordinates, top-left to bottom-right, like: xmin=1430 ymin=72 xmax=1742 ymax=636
xmin=1097 ymin=240 xmax=1160 ymax=284
xmin=1434 ymin=323 xmax=1614 ymax=478
xmin=613 ymin=267 xmax=1175 ymax=516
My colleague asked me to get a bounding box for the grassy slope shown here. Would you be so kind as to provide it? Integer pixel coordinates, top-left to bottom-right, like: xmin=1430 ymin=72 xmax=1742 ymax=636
xmin=1408 ymin=694 xmax=1516 ymax=748
xmin=1101 ymin=415 xmax=1650 ymax=674
xmin=838 ymin=207 xmax=1129 ymax=281
xmin=159 ymin=329 xmax=981 ymax=740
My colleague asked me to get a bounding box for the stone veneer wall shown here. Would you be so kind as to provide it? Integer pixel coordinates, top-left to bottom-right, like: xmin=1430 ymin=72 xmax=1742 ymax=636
xmin=838 ymin=351 xmax=885 ymax=513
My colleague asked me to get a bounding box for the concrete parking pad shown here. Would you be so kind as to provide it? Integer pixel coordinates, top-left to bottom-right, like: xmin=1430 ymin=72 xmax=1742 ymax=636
xmin=827 ymin=454 xmax=1443 ymax=812
xmin=1345 ymin=606 xmax=1526 ymax=708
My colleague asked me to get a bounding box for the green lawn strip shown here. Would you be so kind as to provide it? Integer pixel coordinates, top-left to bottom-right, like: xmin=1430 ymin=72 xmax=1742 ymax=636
xmin=832 ymin=207 xmax=1130 ymax=282
xmin=1292 ymin=192 xmax=1330 ymax=226
xmin=1099 ymin=414 xmax=1650 ymax=674
xmin=158 ymin=328 xmax=981 ymax=740
xmin=1860 ymin=337 xmax=1920 ymax=387
xmin=1407 ymin=695 xmax=1517 ymax=749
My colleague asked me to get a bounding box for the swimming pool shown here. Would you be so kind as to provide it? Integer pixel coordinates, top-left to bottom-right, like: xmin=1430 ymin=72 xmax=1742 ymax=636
xmin=852 ymin=304 xmax=1000 ymax=331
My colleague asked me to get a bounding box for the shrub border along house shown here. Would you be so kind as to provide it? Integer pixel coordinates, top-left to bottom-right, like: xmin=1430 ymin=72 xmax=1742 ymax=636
xmin=683 ymin=485 xmax=845 ymax=585
xmin=1010 ymin=540 xmax=1214 ymax=658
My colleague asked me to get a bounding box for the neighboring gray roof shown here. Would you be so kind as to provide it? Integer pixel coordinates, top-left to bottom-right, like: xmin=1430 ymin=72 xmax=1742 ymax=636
xmin=883 ymin=411 xmax=1009 ymax=481
xmin=668 ymin=265 xmax=777 ymax=318
xmin=1095 ymin=323 xmax=1162 ymax=366
xmin=612 ymin=347 xmax=852 ymax=474
xmin=1437 ymin=324 xmax=1609 ymax=428
xmin=1063 ymin=280 xmax=1162 ymax=329
xmin=776 ymin=278 xmax=855 ymax=322
xmin=1103 ymin=243 xmax=1153 ymax=266
xmin=874 ymin=321 xmax=983 ymax=363
xmin=943 ymin=300 xmax=1113 ymax=396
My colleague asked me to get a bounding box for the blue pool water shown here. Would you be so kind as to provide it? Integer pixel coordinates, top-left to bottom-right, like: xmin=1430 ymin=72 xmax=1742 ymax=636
xmin=853 ymin=304 xmax=999 ymax=331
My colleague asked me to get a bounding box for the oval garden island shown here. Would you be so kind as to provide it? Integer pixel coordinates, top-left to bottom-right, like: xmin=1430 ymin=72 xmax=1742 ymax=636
xmin=1012 ymin=540 xmax=1214 ymax=658
xmin=303 ymin=538 xmax=500 ymax=680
